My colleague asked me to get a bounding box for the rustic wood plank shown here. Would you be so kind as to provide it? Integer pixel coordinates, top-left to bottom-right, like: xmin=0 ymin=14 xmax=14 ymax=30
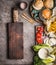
xmin=7 ymin=22 xmax=23 ymax=59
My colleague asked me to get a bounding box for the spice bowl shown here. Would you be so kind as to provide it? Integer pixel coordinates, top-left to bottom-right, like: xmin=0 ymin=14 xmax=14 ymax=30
xmin=19 ymin=1 xmax=27 ymax=10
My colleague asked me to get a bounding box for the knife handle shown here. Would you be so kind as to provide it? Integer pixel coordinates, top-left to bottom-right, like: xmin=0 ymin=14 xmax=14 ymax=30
xmin=13 ymin=8 xmax=19 ymax=22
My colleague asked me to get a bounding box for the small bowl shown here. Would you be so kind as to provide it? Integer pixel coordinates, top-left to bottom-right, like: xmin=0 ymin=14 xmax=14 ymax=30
xmin=19 ymin=2 xmax=27 ymax=10
xmin=38 ymin=48 xmax=49 ymax=59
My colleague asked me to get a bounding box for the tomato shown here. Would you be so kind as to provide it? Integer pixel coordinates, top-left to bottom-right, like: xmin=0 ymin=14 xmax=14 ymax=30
xmin=36 ymin=37 xmax=43 ymax=44
xmin=37 ymin=27 xmax=41 ymax=31
xmin=40 ymin=27 xmax=43 ymax=32
xmin=37 ymin=27 xmax=43 ymax=32
xmin=36 ymin=26 xmax=43 ymax=44
xmin=36 ymin=32 xmax=42 ymax=38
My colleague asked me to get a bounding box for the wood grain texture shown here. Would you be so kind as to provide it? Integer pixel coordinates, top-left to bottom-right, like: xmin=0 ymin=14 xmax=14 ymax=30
xmin=7 ymin=22 xmax=23 ymax=59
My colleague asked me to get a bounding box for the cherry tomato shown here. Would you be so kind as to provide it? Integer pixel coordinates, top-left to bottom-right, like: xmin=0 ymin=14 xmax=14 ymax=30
xmin=37 ymin=26 xmax=43 ymax=32
xmin=40 ymin=27 xmax=43 ymax=32
xmin=37 ymin=27 xmax=41 ymax=31
xmin=36 ymin=32 xmax=42 ymax=38
xmin=36 ymin=26 xmax=44 ymax=44
xmin=36 ymin=37 xmax=43 ymax=44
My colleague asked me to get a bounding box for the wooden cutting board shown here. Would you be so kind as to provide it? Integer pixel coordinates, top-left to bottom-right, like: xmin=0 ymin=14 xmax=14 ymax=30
xmin=7 ymin=8 xmax=23 ymax=59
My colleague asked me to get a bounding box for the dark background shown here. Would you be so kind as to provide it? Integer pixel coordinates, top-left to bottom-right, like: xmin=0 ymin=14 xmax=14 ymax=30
xmin=0 ymin=0 xmax=56 ymax=65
